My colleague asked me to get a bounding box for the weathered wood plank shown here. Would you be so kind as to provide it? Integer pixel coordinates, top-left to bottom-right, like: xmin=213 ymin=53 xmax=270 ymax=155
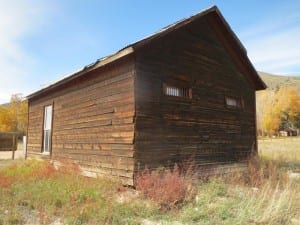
xmin=134 ymin=16 xmax=256 ymax=171
xmin=27 ymin=56 xmax=136 ymax=183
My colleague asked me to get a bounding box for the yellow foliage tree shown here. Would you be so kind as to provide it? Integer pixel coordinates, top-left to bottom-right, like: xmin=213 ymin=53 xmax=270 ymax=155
xmin=0 ymin=94 xmax=28 ymax=134
xmin=261 ymin=90 xmax=280 ymax=135
xmin=0 ymin=106 xmax=15 ymax=131
xmin=257 ymin=86 xmax=300 ymax=136
xmin=275 ymin=87 xmax=300 ymax=129
xmin=256 ymin=90 xmax=276 ymax=135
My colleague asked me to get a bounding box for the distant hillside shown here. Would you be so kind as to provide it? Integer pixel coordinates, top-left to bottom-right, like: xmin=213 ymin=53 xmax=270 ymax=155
xmin=258 ymin=71 xmax=300 ymax=94
xmin=0 ymin=103 xmax=9 ymax=108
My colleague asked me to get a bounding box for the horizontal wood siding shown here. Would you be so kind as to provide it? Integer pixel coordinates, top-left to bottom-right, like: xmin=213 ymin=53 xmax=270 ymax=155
xmin=27 ymin=57 xmax=135 ymax=184
xmin=134 ymin=17 xmax=256 ymax=171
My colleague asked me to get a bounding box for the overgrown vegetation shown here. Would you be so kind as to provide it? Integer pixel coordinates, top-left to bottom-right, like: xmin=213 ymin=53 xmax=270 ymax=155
xmin=0 ymin=160 xmax=159 ymax=224
xmin=0 ymin=142 xmax=299 ymax=224
xmin=135 ymin=165 xmax=195 ymax=211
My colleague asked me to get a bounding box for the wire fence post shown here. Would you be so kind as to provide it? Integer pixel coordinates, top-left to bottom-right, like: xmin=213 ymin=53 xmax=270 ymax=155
xmin=12 ymin=133 xmax=16 ymax=160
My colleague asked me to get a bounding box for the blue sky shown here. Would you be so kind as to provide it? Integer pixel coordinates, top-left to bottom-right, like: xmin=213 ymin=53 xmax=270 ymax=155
xmin=0 ymin=0 xmax=299 ymax=103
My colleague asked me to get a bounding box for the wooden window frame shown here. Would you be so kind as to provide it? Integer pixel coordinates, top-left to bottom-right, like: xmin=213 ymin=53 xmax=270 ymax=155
xmin=42 ymin=104 xmax=53 ymax=155
xmin=163 ymin=82 xmax=192 ymax=99
xmin=225 ymin=96 xmax=244 ymax=109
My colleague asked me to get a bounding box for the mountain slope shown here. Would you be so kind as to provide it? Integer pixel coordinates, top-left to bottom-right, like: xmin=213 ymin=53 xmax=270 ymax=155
xmin=258 ymin=72 xmax=300 ymax=94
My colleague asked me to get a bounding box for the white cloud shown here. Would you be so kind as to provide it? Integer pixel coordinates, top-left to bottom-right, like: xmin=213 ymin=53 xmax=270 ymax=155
xmin=239 ymin=9 xmax=300 ymax=75
xmin=0 ymin=0 xmax=51 ymax=103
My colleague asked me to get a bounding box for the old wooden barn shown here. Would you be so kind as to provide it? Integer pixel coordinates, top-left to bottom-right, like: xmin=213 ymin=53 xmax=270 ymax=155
xmin=26 ymin=6 xmax=266 ymax=185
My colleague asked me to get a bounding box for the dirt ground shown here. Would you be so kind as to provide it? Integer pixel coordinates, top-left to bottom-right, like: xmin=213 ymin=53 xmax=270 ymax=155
xmin=0 ymin=150 xmax=25 ymax=160
xmin=0 ymin=141 xmax=25 ymax=160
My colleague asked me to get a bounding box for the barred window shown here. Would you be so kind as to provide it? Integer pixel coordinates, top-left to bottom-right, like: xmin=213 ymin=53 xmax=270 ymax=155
xmin=225 ymin=96 xmax=243 ymax=109
xmin=163 ymin=83 xmax=192 ymax=99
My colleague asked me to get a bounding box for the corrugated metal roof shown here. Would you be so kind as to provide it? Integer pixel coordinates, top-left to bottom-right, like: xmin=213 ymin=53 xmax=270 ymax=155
xmin=27 ymin=5 xmax=265 ymax=99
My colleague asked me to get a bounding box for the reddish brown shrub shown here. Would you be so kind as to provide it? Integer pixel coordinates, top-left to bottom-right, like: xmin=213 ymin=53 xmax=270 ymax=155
xmin=135 ymin=164 xmax=194 ymax=210
xmin=225 ymin=156 xmax=289 ymax=188
xmin=0 ymin=175 xmax=13 ymax=188
xmin=30 ymin=162 xmax=56 ymax=179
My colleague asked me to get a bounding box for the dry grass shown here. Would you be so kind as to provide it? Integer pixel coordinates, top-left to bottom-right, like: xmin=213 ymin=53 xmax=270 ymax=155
xmin=258 ymin=137 xmax=300 ymax=163
xmin=0 ymin=138 xmax=299 ymax=224
xmin=178 ymin=156 xmax=300 ymax=225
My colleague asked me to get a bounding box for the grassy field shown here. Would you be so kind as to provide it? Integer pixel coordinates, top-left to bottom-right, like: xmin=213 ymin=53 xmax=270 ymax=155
xmin=258 ymin=137 xmax=300 ymax=163
xmin=0 ymin=138 xmax=299 ymax=225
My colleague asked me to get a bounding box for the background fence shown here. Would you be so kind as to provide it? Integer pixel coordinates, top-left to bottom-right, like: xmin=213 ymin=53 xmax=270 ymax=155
xmin=0 ymin=132 xmax=18 ymax=152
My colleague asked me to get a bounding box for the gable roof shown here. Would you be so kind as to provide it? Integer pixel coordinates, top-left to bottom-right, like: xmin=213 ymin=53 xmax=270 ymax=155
xmin=27 ymin=6 xmax=266 ymax=100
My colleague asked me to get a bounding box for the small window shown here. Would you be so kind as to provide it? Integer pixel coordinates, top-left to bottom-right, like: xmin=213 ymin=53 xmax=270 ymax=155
xmin=43 ymin=105 xmax=53 ymax=154
xmin=163 ymin=83 xmax=192 ymax=99
xmin=225 ymin=96 xmax=243 ymax=109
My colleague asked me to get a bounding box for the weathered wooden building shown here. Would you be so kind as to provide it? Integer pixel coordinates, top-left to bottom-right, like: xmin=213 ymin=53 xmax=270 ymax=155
xmin=26 ymin=6 xmax=266 ymax=184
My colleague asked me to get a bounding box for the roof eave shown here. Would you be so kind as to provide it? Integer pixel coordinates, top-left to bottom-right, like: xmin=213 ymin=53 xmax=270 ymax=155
xmin=27 ymin=47 xmax=134 ymax=100
xmin=207 ymin=9 xmax=267 ymax=91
